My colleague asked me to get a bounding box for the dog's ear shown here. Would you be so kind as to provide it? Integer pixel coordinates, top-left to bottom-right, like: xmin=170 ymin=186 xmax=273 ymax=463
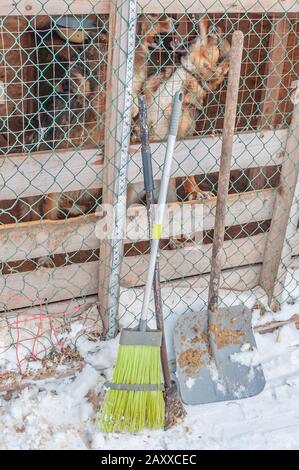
xmin=140 ymin=15 xmax=151 ymax=36
xmin=208 ymin=24 xmax=224 ymax=39
xmin=140 ymin=14 xmax=173 ymax=43
xmin=171 ymin=16 xmax=209 ymax=55
xmin=199 ymin=16 xmax=209 ymax=40
xmin=157 ymin=15 xmax=174 ymax=34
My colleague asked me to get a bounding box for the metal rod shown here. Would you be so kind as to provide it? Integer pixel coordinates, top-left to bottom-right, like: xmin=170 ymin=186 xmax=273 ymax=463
xmin=98 ymin=0 xmax=137 ymax=338
xmin=138 ymin=94 xmax=171 ymax=388
xmin=139 ymin=92 xmax=182 ymax=327
xmin=208 ymin=30 xmax=244 ymax=314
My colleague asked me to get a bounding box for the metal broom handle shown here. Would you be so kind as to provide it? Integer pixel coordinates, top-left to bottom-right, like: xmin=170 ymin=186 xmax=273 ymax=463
xmin=138 ymin=93 xmax=172 ymax=386
xmin=208 ymin=31 xmax=244 ymax=314
xmin=139 ymin=91 xmax=183 ymax=330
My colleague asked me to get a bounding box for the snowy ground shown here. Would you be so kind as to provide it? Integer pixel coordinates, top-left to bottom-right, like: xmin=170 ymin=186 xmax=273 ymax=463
xmin=1 ymin=270 xmax=299 ymax=450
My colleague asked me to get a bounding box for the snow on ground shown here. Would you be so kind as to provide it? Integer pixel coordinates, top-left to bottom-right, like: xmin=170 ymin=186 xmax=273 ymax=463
xmin=0 ymin=269 xmax=299 ymax=450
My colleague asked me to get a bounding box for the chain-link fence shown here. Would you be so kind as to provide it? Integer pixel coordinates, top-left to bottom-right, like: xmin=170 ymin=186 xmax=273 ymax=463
xmin=0 ymin=1 xmax=298 ymax=378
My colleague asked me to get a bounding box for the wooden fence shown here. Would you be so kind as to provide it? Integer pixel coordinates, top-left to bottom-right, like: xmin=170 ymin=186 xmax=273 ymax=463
xmin=0 ymin=0 xmax=298 ymax=335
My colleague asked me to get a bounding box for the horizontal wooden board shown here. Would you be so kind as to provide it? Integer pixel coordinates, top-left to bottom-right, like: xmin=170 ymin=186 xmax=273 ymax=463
xmin=145 ymin=264 xmax=262 ymax=293
xmin=121 ymin=230 xmax=299 ymax=287
xmin=0 ymin=364 xmax=84 ymax=394
xmin=124 ymin=188 xmax=276 ymax=243
xmin=2 ymin=0 xmax=298 ymax=16
xmin=0 ymin=130 xmax=286 ymax=200
xmin=254 ymin=314 xmax=299 ymax=334
xmin=139 ymin=1 xmax=299 ymax=14
xmin=128 ymin=130 xmax=287 ymax=184
xmin=1 ymin=0 xmax=110 ymax=16
xmin=2 ymin=294 xmax=98 ymax=319
xmin=0 ymin=261 xmax=99 ymax=311
xmin=1 ymin=228 xmax=298 ymax=310
xmin=0 ymin=148 xmax=103 ymax=200
xmin=121 ymin=233 xmax=267 ymax=287
xmin=0 ymin=214 xmax=98 ymax=262
xmin=0 ymin=260 xmax=261 ymax=312
xmin=0 ymin=189 xmax=275 ymax=262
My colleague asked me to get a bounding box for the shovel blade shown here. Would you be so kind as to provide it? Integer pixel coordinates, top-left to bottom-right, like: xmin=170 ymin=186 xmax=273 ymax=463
xmin=174 ymin=305 xmax=265 ymax=405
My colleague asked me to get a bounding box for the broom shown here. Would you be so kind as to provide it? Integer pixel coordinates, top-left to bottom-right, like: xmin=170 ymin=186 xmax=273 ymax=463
xmin=138 ymin=93 xmax=186 ymax=429
xmin=99 ymin=91 xmax=183 ymax=433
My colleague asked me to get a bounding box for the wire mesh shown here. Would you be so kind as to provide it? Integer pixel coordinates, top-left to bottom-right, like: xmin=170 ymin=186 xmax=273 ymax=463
xmin=0 ymin=1 xmax=298 ymax=377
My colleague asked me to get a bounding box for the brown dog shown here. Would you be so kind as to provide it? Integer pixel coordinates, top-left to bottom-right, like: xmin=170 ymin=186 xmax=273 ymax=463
xmin=143 ymin=16 xmax=231 ymax=201
xmin=131 ymin=14 xmax=174 ymax=140
xmin=40 ymin=15 xmax=172 ymax=220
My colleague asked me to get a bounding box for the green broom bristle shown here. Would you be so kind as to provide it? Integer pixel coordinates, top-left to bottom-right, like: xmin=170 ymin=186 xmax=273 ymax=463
xmin=98 ymin=344 xmax=165 ymax=433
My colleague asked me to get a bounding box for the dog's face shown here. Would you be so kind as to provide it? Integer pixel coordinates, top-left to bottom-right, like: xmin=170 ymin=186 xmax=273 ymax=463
xmin=140 ymin=14 xmax=174 ymax=48
xmin=171 ymin=20 xmax=227 ymax=77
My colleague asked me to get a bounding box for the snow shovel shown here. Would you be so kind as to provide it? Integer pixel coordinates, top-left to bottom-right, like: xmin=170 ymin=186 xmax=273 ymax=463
xmin=173 ymin=31 xmax=266 ymax=405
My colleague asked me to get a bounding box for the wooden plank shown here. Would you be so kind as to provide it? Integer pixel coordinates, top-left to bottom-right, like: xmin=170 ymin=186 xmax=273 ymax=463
xmin=0 ymin=257 xmax=264 ymax=312
xmin=0 ymin=189 xmax=275 ymax=262
xmin=254 ymin=314 xmax=299 ymax=334
xmin=248 ymin=18 xmax=291 ymax=190
xmin=0 ymin=148 xmax=103 ymax=200
xmin=124 ymin=188 xmax=276 ymax=243
xmin=128 ymin=129 xmax=287 ymax=184
xmin=120 ymin=233 xmax=267 ymax=287
xmin=98 ymin=0 xmax=137 ymax=336
xmin=1 ymin=0 xmax=298 ymax=16
xmin=1 ymin=294 xmax=98 ymax=318
xmin=1 ymin=0 xmax=110 ymax=16
xmin=5 ymin=225 xmax=294 ymax=311
xmin=0 ymin=365 xmax=84 ymax=395
xmin=3 ymin=228 xmax=290 ymax=310
xmin=0 ymin=130 xmax=286 ymax=200
xmin=0 ymin=261 xmax=99 ymax=311
xmin=259 ymin=18 xmax=291 ymax=130
xmin=152 ymin=264 xmax=262 ymax=293
xmin=0 ymin=214 xmax=98 ymax=262
xmin=137 ymin=1 xmax=299 ymax=13
xmin=119 ymin=265 xmax=262 ymax=327
xmin=260 ymin=98 xmax=299 ymax=310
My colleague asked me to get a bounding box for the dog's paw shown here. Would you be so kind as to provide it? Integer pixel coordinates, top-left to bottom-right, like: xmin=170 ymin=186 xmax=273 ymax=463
xmin=169 ymin=237 xmax=192 ymax=250
xmin=187 ymin=190 xmax=214 ymax=201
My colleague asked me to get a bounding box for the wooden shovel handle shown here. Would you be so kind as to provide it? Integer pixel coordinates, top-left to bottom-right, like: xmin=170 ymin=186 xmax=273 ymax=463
xmin=208 ymin=31 xmax=244 ymax=314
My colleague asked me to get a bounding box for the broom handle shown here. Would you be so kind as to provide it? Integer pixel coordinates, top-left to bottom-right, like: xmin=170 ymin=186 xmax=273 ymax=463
xmin=139 ymin=91 xmax=183 ymax=329
xmin=138 ymin=94 xmax=171 ymax=387
xmin=208 ymin=31 xmax=244 ymax=314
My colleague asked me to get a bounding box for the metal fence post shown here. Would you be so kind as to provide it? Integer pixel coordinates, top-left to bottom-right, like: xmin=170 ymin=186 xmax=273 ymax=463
xmin=98 ymin=0 xmax=137 ymax=337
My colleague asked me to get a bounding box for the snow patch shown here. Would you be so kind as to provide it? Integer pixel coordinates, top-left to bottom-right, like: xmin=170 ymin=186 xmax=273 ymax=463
xmin=230 ymin=347 xmax=261 ymax=368
xmin=186 ymin=377 xmax=195 ymax=389
xmin=1 ymin=268 xmax=299 ymax=449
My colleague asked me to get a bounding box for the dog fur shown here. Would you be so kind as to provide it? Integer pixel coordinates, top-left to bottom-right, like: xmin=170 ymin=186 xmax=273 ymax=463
xmin=143 ymin=16 xmax=231 ymax=201
xmin=39 ymin=15 xmax=172 ymax=220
